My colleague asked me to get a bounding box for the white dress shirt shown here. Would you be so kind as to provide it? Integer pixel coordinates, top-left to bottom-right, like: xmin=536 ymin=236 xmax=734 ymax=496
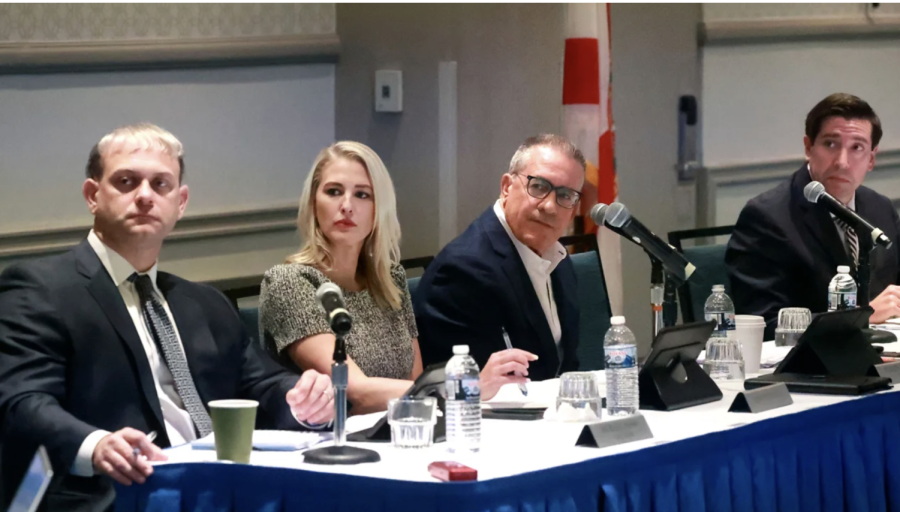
xmin=493 ymin=201 xmax=567 ymax=361
xmin=72 ymin=231 xmax=197 ymax=476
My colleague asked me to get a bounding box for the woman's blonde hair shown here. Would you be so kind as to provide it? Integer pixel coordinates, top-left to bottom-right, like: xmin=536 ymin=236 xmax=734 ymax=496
xmin=286 ymin=141 xmax=403 ymax=309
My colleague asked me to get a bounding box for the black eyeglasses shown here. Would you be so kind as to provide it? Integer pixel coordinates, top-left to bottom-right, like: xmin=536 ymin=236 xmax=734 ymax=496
xmin=514 ymin=174 xmax=582 ymax=209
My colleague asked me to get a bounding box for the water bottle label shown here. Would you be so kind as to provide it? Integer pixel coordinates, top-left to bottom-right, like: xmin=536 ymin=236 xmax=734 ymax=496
xmin=446 ymin=377 xmax=481 ymax=403
xmin=829 ymin=291 xmax=857 ymax=310
xmin=705 ymin=312 xmax=735 ymax=335
xmin=605 ymin=345 xmax=637 ymax=370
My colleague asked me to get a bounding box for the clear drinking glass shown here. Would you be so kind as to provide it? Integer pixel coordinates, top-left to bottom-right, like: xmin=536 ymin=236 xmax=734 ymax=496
xmin=387 ymin=397 xmax=437 ymax=449
xmin=775 ymin=307 xmax=812 ymax=347
xmin=703 ymin=337 xmax=745 ymax=380
xmin=555 ymin=372 xmax=602 ymax=421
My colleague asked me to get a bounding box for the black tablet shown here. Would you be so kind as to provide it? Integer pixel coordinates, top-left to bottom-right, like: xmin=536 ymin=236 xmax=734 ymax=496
xmin=776 ymin=307 xmax=881 ymax=377
xmin=745 ymin=373 xmax=890 ymax=396
xmin=482 ymin=408 xmax=546 ymax=421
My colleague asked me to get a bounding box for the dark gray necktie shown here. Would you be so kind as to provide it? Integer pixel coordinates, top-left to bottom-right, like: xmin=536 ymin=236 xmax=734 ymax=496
xmin=131 ymin=273 xmax=212 ymax=437
xmin=834 ymin=218 xmax=859 ymax=269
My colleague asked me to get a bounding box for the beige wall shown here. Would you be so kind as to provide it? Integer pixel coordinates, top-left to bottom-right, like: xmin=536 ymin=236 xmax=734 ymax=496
xmin=610 ymin=4 xmax=702 ymax=351
xmin=335 ymin=3 xmax=702 ymax=353
xmin=334 ymin=4 xmax=564 ymax=260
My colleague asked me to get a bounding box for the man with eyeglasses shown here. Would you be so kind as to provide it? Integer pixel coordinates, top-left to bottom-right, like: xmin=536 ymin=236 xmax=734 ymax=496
xmin=414 ymin=134 xmax=586 ymax=400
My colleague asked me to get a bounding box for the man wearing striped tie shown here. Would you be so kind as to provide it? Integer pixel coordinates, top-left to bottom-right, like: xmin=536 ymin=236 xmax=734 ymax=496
xmin=727 ymin=93 xmax=900 ymax=339
xmin=0 ymin=124 xmax=335 ymax=511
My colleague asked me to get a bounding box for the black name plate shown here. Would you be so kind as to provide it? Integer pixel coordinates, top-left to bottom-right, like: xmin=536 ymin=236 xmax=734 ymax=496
xmin=728 ymin=382 xmax=792 ymax=413
xmin=875 ymin=361 xmax=900 ymax=383
xmin=576 ymin=414 xmax=653 ymax=449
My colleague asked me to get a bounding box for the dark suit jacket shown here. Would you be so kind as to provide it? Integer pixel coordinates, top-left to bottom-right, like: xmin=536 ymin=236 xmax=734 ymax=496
xmin=726 ymin=166 xmax=900 ymax=338
xmin=414 ymin=207 xmax=580 ymax=380
xmin=0 ymin=240 xmax=304 ymax=511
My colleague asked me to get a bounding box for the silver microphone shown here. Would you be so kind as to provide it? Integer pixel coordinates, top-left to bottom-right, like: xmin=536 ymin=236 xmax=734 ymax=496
xmin=589 ymin=203 xmax=608 ymax=225
xmin=803 ymin=181 xmax=891 ymax=248
xmin=315 ymin=282 xmax=353 ymax=335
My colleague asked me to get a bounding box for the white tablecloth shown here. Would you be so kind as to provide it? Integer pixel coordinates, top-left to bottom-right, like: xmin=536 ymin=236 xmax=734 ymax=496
xmin=157 ymin=366 xmax=896 ymax=484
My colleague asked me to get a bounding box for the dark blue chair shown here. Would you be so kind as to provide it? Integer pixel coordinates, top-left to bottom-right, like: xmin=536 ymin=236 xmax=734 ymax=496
xmin=238 ymin=306 xmax=261 ymax=349
xmin=560 ymin=234 xmax=612 ymax=371
xmin=668 ymin=226 xmax=735 ymax=323
xmin=407 ymin=276 xmax=422 ymax=304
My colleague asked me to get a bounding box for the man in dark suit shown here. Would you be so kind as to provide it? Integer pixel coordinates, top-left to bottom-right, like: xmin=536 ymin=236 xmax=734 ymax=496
xmin=727 ymin=93 xmax=900 ymax=338
xmin=0 ymin=124 xmax=334 ymax=511
xmin=415 ymin=135 xmax=584 ymax=400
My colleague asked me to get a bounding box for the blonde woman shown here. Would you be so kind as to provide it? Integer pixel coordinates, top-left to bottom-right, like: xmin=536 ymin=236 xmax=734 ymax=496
xmin=259 ymin=142 xmax=421 ymax=414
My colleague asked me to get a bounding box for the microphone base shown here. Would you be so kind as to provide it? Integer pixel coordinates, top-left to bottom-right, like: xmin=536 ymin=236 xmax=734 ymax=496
xmin=303 ymin=445 xmax=381 ymax=465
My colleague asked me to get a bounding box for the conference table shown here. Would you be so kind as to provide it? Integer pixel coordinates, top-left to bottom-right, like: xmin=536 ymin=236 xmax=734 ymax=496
xmin=115 ymin=343 xmax=900 ymax=512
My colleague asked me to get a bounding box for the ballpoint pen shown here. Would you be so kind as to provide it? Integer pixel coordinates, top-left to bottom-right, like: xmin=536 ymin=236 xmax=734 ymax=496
xmin=501 ymin=327 xmax=529 ymax=397
xmin=133 ymin=430 xmax=158 ymax=459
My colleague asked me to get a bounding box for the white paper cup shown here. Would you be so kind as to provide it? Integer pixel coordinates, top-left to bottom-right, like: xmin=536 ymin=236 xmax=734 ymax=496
xmin=735 ymin=315 xmax=765 ymax=374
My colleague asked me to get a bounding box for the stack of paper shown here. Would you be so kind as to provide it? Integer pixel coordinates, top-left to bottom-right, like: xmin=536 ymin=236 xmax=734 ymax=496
xmin=191 ymin=430 xmax=331 ymax=451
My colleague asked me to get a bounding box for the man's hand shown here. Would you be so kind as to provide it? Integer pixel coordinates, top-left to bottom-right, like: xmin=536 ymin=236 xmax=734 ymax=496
xmin=92 ymin=428 xmax=166 ymax=486
xmin=869 ymin=285 xmax=900 ymax=324
xmin=286 ymin=369 xmax=334 ymax=425
xmin=479 ymin=349 xmax=538 ymax=401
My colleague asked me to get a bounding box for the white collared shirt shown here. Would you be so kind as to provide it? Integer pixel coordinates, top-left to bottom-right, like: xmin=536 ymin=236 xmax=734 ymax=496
xmin=72 ymin=231 xmax=196 ymax=476
xmin=493 ymin=201 xmax=567 ymax=360
xmin=807 ymin=164 xmax=857 ymax=254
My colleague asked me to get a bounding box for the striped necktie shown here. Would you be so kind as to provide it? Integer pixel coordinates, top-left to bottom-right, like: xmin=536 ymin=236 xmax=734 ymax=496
xmin=834 ymin=218 xmax=859 ymax=269
xmin=130 ymin=273 xmax=213 ymax=437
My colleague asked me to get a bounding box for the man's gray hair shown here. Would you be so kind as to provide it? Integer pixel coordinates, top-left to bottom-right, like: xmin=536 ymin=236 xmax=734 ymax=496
xmin=507 ymin=134 xmax=587 ymax=175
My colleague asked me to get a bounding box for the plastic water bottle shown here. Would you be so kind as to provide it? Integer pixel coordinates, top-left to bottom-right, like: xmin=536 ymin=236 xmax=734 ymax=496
xmin=703 ymin=285 xmax=744 ymax=380
xmin=604 ymin=316 xmax=639 ymax=417
xmin=704 ymin=284 xmax=736 ymax=339
xmin=444 ymin=345 xmax=481 ymax=453
xmin=828 ymin=265 xmax=858 ymax=311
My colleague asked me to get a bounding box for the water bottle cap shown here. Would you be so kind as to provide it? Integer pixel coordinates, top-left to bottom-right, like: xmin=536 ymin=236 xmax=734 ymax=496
xmin=452 ymin=345 xmax=469 ymax=355
xmin=610 ymin=316 xmax=626 ymax=325
xmin=837 ymin=265 xmax=850 ymax=273
xmin=712 ymin=284 xmax=725 ymax=292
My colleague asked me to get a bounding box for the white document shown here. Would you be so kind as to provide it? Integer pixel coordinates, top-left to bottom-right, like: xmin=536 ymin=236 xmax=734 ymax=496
xmin=191 ymin=430 xmax=331 ymax=451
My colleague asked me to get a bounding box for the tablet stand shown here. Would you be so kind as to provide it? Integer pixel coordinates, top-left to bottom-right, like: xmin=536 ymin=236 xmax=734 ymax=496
xmin=638 ymin=322 xmax=723 ymax=411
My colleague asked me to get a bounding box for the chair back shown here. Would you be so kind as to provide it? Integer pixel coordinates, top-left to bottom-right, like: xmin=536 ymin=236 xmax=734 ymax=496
xmin=668 ymin=226 xmax=735 ymax=323
xmin=560 ymin=234 xmax=612 ymax=371
xmin=407 ymin=276 xmax=422 ymax=304
xmin=238 ymin=306 xmax=262 ymax=349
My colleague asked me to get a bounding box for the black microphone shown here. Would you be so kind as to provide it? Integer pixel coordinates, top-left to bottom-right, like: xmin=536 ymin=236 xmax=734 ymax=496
xmin=589 ymin=203 xmax=640 ymax=248
xmin=602 ymin=202 xmax=696 ymax=284
xmin=803 ymin=181 xmax=892 ymax=249
xmin=315 ymin=282 xmax=353 ymax=336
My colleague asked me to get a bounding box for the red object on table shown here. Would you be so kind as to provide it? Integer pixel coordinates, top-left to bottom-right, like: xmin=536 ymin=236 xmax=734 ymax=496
xmin=428 ymin=461 xmax=477 ymax=482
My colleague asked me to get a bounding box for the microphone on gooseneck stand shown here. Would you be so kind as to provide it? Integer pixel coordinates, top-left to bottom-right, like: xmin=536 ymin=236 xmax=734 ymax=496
xmin=602 ymin=202 xmax=696 ymax=285
xmin=595 ymin=202 xmax=695 ymax=331
xmin=803 ymin=181 xmax=892 ymax=249
xmin=589 ymin=203 xmax=639 ymax=249
xmin=303 ymin=283 xmax=380 ymax=465
xmin=804 ymin=180 xmax=891 ymax=309
xmin=316 ymin=282 xmax=353 ymax=337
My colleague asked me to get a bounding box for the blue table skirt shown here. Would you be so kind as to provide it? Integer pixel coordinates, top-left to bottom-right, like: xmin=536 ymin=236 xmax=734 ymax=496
xmin=116 ymin=391 xmax=900 ymax=512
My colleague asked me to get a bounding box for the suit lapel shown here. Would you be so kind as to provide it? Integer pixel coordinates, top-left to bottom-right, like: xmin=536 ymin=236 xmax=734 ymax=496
xmin=157 ymin=274 xmax=220 ymax=404
xmin=552 ymin=261 xmax=578 ymax=374
xmin=76 ymin=242 xmax=165 ymax=432
xmin=481 ymin=211 xmax=560 ymax=373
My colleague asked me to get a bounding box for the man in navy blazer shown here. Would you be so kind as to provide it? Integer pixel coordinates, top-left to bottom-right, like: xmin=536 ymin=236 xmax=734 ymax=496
xmin=0 ymin=124 xmax=334 ymax=511
xmin=727 ymin=93 xmax=900 ymax=338
xmin=415 ymin=135 xmax=584 ymax=400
